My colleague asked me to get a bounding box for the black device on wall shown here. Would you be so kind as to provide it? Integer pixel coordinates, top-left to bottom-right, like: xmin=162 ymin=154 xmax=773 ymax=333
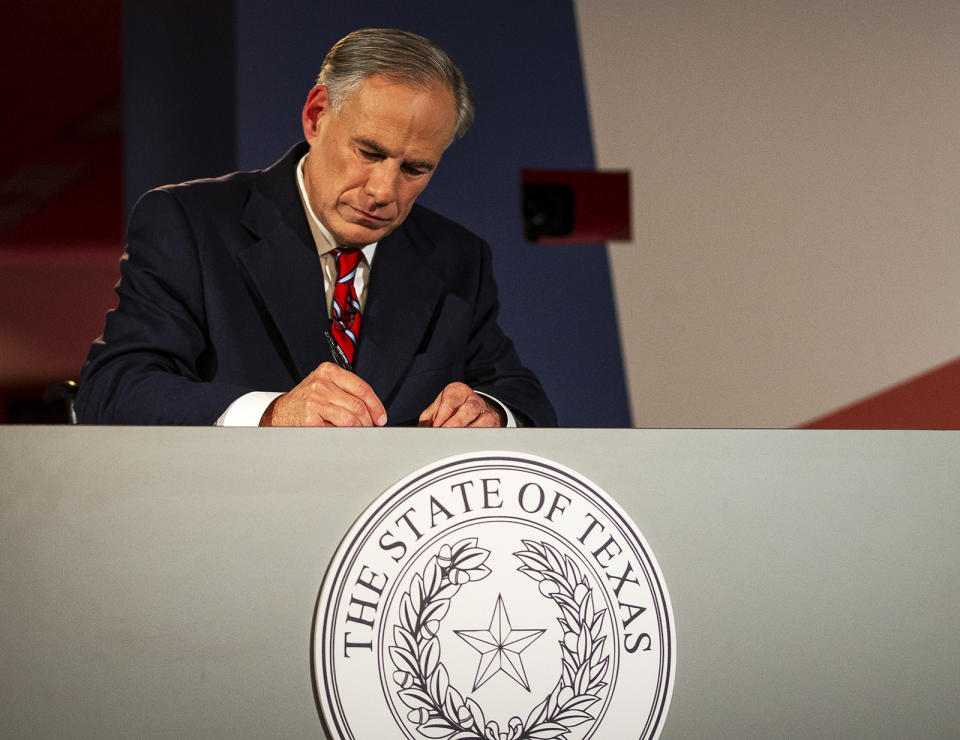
xmin=522 ymin=169 xmax=631 ymax=243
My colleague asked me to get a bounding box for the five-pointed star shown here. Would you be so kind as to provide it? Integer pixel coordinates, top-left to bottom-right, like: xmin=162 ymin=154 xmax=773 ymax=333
xmin=453 ymin=594 xmax=545 ymax=691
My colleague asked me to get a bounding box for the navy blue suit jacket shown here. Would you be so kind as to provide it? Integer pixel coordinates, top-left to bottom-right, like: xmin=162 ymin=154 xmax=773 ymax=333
xmin=76 ymin=143 xmax=556 ymax=426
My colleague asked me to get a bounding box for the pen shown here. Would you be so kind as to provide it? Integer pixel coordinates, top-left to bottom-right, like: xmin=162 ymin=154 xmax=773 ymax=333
xmin=324 ymin=330 xmax=353 ymax=372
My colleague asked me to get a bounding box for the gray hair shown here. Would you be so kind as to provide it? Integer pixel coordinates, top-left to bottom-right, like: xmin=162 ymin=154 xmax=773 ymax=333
xmin=317 ymin=28 xmax=474 ymax=141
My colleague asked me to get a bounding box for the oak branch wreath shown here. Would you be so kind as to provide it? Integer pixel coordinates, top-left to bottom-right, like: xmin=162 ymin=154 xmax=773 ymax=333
xmin=388 ymin=537 xmax=610 ymax=740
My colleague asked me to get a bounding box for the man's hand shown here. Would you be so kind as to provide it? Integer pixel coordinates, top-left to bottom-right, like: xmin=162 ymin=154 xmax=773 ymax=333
xmin=418 ymin=382 xmax=505 ymax=428
xmin=259 ymin=362 xmax=387 ymax=427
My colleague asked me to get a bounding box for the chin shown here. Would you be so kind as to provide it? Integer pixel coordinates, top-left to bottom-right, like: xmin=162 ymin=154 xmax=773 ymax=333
xmin=336 ymin=224 xmax=388 ymax=248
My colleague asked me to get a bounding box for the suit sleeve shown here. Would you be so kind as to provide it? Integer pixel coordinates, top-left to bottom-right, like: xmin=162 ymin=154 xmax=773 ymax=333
xmin=463 ymin=241 xmax=558 ymax=427
xmin=75 ymin=189 xmax=252 ymax=425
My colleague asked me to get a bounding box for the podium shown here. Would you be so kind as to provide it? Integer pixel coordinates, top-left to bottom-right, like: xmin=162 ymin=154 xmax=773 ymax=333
xmin=1 ymin=427 xmax=958 ymax=738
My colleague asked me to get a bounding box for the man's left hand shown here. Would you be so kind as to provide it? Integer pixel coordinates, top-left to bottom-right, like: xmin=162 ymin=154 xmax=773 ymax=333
xmin=418 ymin=382 xmax=505 ymax=427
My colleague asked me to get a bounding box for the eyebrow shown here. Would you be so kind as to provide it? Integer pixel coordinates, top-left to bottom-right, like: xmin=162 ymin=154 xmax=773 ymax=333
xmin=355 ymin=137 xmax=436 ymax=172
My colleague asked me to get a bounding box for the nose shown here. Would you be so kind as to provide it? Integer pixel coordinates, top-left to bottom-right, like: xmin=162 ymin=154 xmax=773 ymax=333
xmin=365 ymin=162 xmax=398 ymax=207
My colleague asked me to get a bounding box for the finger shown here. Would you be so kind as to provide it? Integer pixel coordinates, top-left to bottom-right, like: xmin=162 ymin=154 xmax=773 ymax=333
xmin=440 ymin=395 xmax=488 ymax=428
xmin=317 ymin=363 xmax=388 ymax=426
xmin=299 ymin=403 xmax=335 ymax=427
xmin=418 ymin=393 xmax=441 ymax=427
xmin=313 ymin=394 xmax=373 ymax=426
xmin=467 ymin=407 xmax=500 ymax=428
xmin=309 ymin=380 xmax=386 ymax=427
xmin=431 ymin=383 xmax=471 ymax=427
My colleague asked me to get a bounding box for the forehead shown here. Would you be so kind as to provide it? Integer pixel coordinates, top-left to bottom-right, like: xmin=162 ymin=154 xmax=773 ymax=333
xmin=336 ymin=75 xmax=457 ymax=157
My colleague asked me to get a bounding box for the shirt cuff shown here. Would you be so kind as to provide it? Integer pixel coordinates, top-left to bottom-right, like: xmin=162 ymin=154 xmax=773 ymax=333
xmin=216 ymin=391 xmax=284 ymax=427
xmin=475 ymin=391 xmax=518 ymax=428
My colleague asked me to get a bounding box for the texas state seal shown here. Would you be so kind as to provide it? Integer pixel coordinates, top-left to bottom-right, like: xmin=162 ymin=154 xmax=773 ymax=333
xmin=312 ymin=452 xmax=675 ymax=740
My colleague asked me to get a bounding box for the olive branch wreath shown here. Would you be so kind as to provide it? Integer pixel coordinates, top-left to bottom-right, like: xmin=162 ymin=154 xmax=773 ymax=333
xmin=388 ymin=537 xmax=610 ymax=740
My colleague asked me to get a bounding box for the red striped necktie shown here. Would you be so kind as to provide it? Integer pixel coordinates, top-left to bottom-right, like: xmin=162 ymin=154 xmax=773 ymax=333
xmin=330 ymin=248 xmax=363 ymax=365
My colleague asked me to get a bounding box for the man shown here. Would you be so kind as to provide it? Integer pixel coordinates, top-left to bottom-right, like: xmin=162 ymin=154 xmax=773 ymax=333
xmin=76 ymin=28 xmax=556 ymax=428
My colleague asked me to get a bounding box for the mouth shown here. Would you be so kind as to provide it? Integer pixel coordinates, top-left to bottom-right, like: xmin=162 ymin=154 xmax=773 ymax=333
xmin=348 ymin=205 xmax=391 ymax=226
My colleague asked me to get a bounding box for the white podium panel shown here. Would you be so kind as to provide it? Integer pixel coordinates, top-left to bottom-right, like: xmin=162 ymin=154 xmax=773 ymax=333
xmin=1 ymin=428 xmax=958 ymax=738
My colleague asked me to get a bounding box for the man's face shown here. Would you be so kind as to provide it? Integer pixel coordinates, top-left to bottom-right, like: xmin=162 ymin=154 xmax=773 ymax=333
xmin=301 ymin=75 xmax=457 ymax=248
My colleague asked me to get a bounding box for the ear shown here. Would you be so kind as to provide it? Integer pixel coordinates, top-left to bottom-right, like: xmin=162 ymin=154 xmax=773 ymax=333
xmin=302 ymin=85 xmax=332 ymax=142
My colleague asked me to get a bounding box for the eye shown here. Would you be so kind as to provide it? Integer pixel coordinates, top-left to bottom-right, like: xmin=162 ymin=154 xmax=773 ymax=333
xmin=402 ymin=164 xmax=429 ymax=177
xmin=360 ymin=149 xmax=382 ymax=161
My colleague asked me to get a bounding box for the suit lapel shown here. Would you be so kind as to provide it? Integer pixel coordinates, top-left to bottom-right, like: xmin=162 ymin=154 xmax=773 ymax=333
xmin=232 ymin=144 xmax=446 ymax=394
xmin=236 ymin=145 xmax=330 ymax=380
xmin=355 ymin=223 xmax=444 ymax=403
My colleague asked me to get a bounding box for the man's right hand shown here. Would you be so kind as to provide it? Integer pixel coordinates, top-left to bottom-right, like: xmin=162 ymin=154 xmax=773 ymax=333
xmin=259 ymin=362 xmax=387 ymax=427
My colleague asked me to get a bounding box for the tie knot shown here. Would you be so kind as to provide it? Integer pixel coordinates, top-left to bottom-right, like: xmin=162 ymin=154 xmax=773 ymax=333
xmin=333 ymin=247 xmax=363 ymax=275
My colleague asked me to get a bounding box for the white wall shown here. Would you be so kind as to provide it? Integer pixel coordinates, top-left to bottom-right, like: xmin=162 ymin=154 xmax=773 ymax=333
xmin=575 ymin=0 xmax=960 ymax=427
